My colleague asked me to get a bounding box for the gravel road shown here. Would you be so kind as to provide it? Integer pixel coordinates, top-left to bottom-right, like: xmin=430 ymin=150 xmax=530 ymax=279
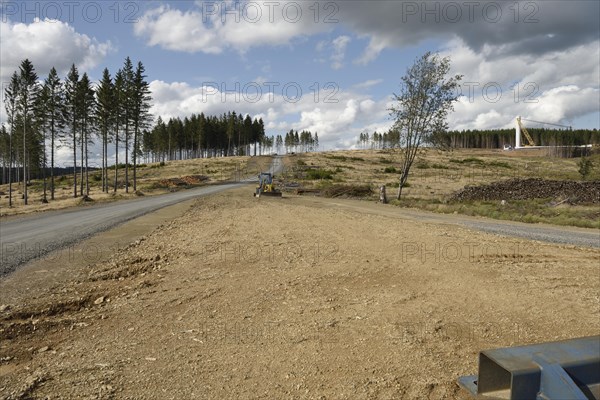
xmin=395 ymin=208 xmax=600 ymax=248
xmin=0 ymin=183 xmax=247 ymax=276
xmin=461 ymin=219 xmax=599 ymax=248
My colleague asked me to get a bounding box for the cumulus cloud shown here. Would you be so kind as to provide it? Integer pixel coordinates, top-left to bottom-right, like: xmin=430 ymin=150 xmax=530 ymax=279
xmin=443 ymin=38 xmax=600 ymax=130
xmin=134 ymin=2 xmax=331 ymax=54
xmin=0 ymin=18 xmax=113 ymax=83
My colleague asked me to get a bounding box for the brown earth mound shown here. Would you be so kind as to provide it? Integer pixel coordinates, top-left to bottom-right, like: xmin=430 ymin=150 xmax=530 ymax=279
xmin=158 ymin=175 xmax=209 ymax=188
xmin=450 ymin=178 xmax=600 ymax=204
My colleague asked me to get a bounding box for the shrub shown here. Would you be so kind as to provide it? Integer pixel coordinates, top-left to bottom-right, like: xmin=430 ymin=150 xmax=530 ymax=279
xmin=430 ymin=163 xmax=450 ymax=169
xmin=384 ymin=166 xmax=397 ymax=173
xmin=306 ymin=169 xmax=334 ymax=180
xmin=325 ymin=155 xmax=364 ymax=162
xmin=450 ymin=157 xmax=484 ymax=165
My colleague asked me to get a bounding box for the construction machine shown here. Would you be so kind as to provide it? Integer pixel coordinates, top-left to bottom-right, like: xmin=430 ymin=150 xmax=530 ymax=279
xmin=253 ymin=172 xmax=282 ymax=198
xmin=516 ymin=116 xmax=536 ymax=147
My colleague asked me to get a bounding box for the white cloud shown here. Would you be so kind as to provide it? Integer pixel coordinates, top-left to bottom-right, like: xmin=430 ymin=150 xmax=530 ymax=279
xmin=353 ymin=79 xmax=383 ymax=90
xmin=330 ymin=35 xmax=351 ymax=70
xmin=354 ymin=36 xmax=389 ymax=66
xmin=443 ymin=38 xmax=600 ymax=130
xmin=134 ymin=2 xmax=331 ymax=54
xmin=0 ymin=18 xmax=113 ymax=83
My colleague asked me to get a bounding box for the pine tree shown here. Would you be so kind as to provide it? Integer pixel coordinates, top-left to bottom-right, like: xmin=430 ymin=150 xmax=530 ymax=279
xmin=41 ymin=68 xmax=66 ymax=200
xmin=18 ymin=59 xmax=39 ymax=205
xmin=4 ymin=72 xmax=19 ymax=207
xmin=96 ymin=68 xmax=114 ymax=193
xmin=35 ymin=81 xmax=50 ymax=203
xmin=132 ymin=61 xmax=152 ymax=191
xmin=121 ymin=57 xmax=135 ymax=193
xmin=113 ymin=69 xmax=124 ymax=192
xmin=78 ymin=73 xmax=95 ymax=197
xmin=65 ymin=64 xmax=80 ymax=198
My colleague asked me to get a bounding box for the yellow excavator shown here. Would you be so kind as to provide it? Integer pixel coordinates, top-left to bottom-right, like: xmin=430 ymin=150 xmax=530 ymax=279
xmin=253 ymin=172 xmax=282 ymax=198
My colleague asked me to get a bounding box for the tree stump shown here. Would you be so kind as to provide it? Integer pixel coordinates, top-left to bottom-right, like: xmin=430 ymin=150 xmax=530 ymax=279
xmin=379 ymin=185 xmax=388 ymax=204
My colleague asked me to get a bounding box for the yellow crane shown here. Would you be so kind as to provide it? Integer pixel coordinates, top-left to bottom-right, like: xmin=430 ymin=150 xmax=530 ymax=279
xmin=516 ymin=116 xmax=535 ymax=147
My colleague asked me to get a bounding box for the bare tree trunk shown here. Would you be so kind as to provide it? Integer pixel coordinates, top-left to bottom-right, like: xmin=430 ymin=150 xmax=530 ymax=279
xmin=114 ymin=131 xmax=119 ymax=193
xmin=101 ymin=132 xmax=105 ymax=193
xmin=8 ymin=131 xmax=12 ymax=207
xmin=133 ymin=128 xmax=137 ymax=192
xmin=42 ymin=140 xmax=48 ymax=203
xmin=73 ymin=127 xmax=78 ymax=198
xmin=85 ymin=129 xmax=89 ymax=196
xmin=50 ymin=132 xmax=55 ymax=200
xmin=396 ymin=171 xmax=408 ymax=200
xmin=80 ymin=127 xmax=84 ymax=195
xmin=23 ymin=120 xmax=28 ymax=205
xmin=104 ymin=137 xmax=109 ymax=193
xmin=125 ymin=126 xmax=129 ymax=193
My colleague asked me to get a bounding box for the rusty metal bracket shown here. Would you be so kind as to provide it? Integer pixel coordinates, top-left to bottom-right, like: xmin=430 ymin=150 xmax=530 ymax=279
xmin=458 ymin=335 xmax=600 ymax=399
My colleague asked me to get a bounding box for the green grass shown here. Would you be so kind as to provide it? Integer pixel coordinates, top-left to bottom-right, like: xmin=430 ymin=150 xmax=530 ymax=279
xmin=391 ymin=197 xmax=600 ymax=229
xmin=324 ymin=155 xmax=365 ymax=162
xmin=416 ymin=161 xmax=453 ymax=170
xmin=306 ymin=169 xmax=335 ymax=180
xmin=487 ymin=161 xmax=512 ymax=169
xmin=449 ymin=157 xmax=485 ymax=165
xmin=150 ymin=161 xmax=166 ymax=169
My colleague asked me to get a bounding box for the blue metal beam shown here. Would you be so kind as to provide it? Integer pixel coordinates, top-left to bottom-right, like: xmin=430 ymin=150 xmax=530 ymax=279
xmin=458 ymin=335 xmax=600 ymax=399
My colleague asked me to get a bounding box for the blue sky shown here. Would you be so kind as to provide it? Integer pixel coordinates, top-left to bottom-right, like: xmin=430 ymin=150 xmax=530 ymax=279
xmin=1 ymin=0 xmax=599 ymax=158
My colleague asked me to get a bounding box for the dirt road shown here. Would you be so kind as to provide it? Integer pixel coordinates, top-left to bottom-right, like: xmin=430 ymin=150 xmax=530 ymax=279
xmin=1 ymin=187 xmax=598 ymax=399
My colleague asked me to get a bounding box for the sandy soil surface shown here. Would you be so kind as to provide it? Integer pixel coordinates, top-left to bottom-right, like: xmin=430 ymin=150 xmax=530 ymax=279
xmin=1 ymin=186 xmax=598 ymax=399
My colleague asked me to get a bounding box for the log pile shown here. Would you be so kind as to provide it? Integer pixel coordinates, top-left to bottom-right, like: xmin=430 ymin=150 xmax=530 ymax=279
xmin=450 ymin=178 xmax=600 ymax=204
xmin=158 ymin=175 xmax=210 ymax=188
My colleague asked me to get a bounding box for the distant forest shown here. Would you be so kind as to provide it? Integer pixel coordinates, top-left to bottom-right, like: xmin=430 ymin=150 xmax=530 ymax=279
xmin=445 ymin=128 xmax=600 ymax=149
xmin=357 ymin=128 xmax=600 ymax=150
xmin=145 ymin=114 xmax=319 ymax=162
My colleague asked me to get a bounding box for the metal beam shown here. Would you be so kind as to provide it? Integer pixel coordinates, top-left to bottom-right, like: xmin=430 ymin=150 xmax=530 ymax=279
xmin=458 ymin=335 xmax=600 ymax=399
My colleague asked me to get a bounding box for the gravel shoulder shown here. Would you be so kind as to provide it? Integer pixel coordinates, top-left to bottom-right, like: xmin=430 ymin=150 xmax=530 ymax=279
xmin=291 ymin=195 xmax=600 ymax=248
xmin=0 ymin=187 xmax=598 ymax=399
